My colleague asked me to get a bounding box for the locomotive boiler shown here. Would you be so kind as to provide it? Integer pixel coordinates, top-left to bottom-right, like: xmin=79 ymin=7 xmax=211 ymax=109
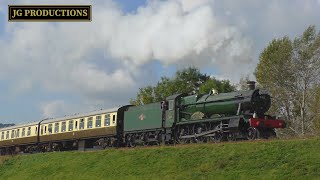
xmin=179 ymin=81 xmax=271 ymax=121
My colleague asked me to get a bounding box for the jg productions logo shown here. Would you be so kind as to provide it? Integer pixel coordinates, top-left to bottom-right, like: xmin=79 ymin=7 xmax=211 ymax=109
xmin=8 ymin=5 xmax=92 ymax=22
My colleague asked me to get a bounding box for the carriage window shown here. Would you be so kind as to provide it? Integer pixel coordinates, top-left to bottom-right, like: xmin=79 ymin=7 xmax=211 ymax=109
xmin=79 ymin=119 xmax=84 ymax=129
xmin=96 ymin=116 xmax=101 ymax=127
xmin=1 ymin=132 xmax=4 ymax=140
xmin=75 ymin=121 xmax=78 ymax=129
xmin=105 ymin=114 xmax=110 ymax=126
xmin=48 ymin=124 xmax=52 ymax=134
xmin=55 ymin=123 xmax=59 ymax=133
xmin=35 ymin=127 xmax=38 ymax=135
xmin=69 ymin=120 xmax=73 ymax=131
xmin=87 ymin=117 xmax=93 ymax=129
xmin=16 ymin=129 xmax=20 ymax=138
xmin=21 ymin=128 xmax=25 ymax=137
xmin=44 ymin=126 xmax=47 ymax=134
xmin=6 ymin=131 xmax=9 ymax=139
xmin=41 ymin=126 xmax=43 ymax=135
xmin=62 ymin=122 xmax=66 ymax=132
xmin=11 ymin=130 xmax=15 ymax=139
xmin=112 ymin=115 xmax=116 ymax=124
xmin=27 ymin=127 xmax=31 ymax=136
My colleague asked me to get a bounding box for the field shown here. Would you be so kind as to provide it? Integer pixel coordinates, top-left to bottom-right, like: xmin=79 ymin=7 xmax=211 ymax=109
xmin=0 ymin=138 xmax=320 ymax=179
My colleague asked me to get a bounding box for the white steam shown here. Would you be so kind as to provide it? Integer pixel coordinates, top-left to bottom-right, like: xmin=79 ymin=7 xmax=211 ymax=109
xmin=104 ymin=0 xmax=254 ymax=77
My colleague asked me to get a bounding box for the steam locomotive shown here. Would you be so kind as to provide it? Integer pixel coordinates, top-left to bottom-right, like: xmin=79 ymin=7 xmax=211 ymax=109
xmin=123 ymin=81 xmax=285 ymax=146
xmin=0 ymin=81 xmax=285 ymax=155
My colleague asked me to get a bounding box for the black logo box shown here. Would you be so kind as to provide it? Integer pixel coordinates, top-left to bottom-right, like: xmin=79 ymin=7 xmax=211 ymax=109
xmin=8 ymin=5 xmax=92 ymax=21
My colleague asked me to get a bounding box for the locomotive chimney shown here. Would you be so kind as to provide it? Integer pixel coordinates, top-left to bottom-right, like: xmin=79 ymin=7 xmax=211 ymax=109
xmin=247 ymin=81 xmax=256 ymax=90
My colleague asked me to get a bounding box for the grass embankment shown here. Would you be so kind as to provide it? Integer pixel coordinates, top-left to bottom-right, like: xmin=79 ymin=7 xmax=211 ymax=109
xmin=0 ymin=138 xmax=320 ymax=179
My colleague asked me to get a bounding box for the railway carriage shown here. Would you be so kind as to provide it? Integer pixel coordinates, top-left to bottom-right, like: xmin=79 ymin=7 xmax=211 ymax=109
xmin=0 ymin=122 xmax=39 ymax=154
xmin=0 ymin=107 xmax=128 ymax=154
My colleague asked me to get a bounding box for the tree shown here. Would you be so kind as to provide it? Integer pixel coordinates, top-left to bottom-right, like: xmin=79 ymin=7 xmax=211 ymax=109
xmin=255 ymin=25 xmax=320 ymax=135
xmin=130 ymin=86 xmax=154 ymax=105
xmin=309 ymin=87 xmax=320 ymax=133
xmin=292 ymin=26 xmax=320 ymax=135
xmin=0 ymin=123 xmax=15 ymax=128
xmin=199 ymin=78 xmax=235 ymax=94
xmin=131 ymin=67 xmax=235 ymax=105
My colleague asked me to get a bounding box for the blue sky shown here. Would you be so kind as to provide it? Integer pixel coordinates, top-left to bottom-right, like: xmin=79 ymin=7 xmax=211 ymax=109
xmin=0 ymin=0 xmax=320 ymax=124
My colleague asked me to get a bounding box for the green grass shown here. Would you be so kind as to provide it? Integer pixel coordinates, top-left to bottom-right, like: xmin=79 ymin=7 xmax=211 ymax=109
xmin=1 ymin=138 xmax=320 ymax=179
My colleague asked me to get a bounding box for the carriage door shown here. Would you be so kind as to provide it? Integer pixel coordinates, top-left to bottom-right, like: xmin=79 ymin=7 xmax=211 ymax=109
xmin=165 ymin=100 xmax=175 ymax=128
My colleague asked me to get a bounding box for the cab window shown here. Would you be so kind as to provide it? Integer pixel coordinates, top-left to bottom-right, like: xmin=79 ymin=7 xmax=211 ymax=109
xmin=169 ymin=100 xmax=174 ymax=110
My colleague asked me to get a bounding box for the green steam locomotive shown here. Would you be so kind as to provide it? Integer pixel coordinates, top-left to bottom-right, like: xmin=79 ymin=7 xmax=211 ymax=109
xmin=123 ymin=81 xmax=285 ymax=146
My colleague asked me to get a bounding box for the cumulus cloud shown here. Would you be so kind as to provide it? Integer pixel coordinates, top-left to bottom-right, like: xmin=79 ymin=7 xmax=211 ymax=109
xmin=3 ymin=0 xmax=319 ymax=120
xmin=104 ymin=0 xmax=254 ymax=78
xmin=0 ymin=0 xmax=255 ymax=112
xmin=40 ymin=100 xmax=66 ymax=118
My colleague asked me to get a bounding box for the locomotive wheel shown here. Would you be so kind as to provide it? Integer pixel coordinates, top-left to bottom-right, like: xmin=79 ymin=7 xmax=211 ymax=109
xmin=209 ymin=132 xmax=222 ymax=143
xmin=193 ymin=124 xmax=207 ymax=143
xmin=215 ymin=133 xmax=223 ymax=143
xmin=247 ymin=127 xmax=260 ymax=140
xmin=127 ymin=135 xmax=136 ymax=147
xmin=176 ymin=126 xmax=190 ymax=144
xmin=227 ymin=133 xmax=236 ymax=142
xmin=143 ymin=133 xmax=149 ymax=146
xmin=155 ymin=132 xmax=162 ymax=146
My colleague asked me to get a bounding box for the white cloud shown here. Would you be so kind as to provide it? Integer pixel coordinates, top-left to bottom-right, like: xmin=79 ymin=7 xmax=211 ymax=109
xmin=40 ymin=100 xmax=66 ymax=118
xmin=2 ymin=0 xmax=319 ymax=120
xmin=105 ymin=0 xmax=254 ymax=78
xmin=0 ymin=0 xmax=254 ymax=100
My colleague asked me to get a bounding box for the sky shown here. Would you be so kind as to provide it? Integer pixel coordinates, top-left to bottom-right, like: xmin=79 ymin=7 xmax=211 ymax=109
xmin=0 ymin=0 xmax=319 ymax=124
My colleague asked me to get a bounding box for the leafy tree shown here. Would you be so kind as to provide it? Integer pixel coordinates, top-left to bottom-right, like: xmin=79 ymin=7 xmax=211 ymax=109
xmin=255 ymin=25 xmax=320 ymax=135
xmin=0 ymin=123 xmax=15 ymax=128
xmin=199 ymin=78 xmax=235 ymax=94
xmin=130 ymin=86 xmax=154 ymax=105
xmin=131 ymin=67 xmax=235 ymax=105
xmin=309 ymin=87 xmax=320 ymax=133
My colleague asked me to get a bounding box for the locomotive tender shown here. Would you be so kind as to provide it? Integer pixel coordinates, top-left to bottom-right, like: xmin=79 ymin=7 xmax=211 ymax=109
xmin=0 ymin=81 xmax=285 ymax=155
